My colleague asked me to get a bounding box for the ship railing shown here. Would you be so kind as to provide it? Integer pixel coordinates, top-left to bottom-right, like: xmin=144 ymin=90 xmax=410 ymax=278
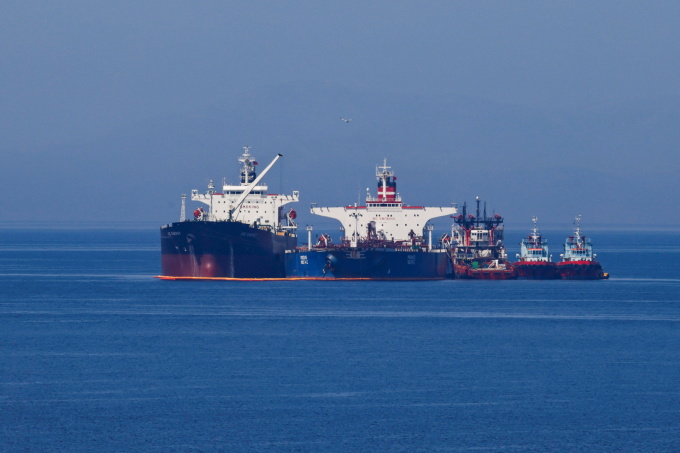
xmin=310 ymin=240 xmax=433 ymax=252
xmin=365 ymin=194 xmax=402 ymax=203
xmin=394 ymin=246 xmax=430 ymax=252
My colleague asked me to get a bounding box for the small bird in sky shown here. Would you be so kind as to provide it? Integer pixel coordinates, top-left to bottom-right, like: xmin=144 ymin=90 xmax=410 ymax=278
xmin=340 ymin=117 xmax=352 ymax=123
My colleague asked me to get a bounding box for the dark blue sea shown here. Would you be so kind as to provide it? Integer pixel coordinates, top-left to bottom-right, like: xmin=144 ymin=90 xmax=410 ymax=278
xmin=2 ymin=226 xmax=679 ymax=452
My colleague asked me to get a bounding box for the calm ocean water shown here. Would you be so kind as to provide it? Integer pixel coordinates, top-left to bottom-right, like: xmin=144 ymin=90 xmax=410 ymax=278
xmin=1 ymin=227 xmax=679 ymax=452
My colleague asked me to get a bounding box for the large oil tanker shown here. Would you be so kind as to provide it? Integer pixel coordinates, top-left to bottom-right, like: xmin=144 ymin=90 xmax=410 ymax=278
xmin=284 ymin=160 xmax=457 ymax=280
xmin=159 ymin=147 xmax=299 ymax=279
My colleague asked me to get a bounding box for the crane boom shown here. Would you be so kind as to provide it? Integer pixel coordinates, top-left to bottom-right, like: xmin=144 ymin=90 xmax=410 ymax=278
xmin=229 ymin=153 xmax=283 ymax=221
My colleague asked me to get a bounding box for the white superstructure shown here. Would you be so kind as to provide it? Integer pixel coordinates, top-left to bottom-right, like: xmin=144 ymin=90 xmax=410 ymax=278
xmin=518 ymin=217 xmax=552 ymax=262
xmin=190 ymin=147 xmax=299 ymax=229
xmin=560 ymin=215 xmax=597 ymax=262
xmin=311 ymin=159 xmax=457 ymax=243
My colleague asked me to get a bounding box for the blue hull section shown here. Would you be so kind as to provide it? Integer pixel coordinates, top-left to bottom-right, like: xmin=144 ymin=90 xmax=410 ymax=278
xmin=285 ymin=248 xmax=450 ymax=280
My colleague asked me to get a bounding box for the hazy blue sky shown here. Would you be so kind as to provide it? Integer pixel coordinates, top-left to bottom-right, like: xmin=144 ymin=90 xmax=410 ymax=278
xmin=2 ymin=1 xmax=679 ymax=228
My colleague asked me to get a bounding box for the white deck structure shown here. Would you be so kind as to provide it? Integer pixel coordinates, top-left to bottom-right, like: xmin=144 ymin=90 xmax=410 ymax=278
xmin=190 ymin=147 xmax=299 ymax=229
xmin=311 ymin=160 xmax=456 ymax=244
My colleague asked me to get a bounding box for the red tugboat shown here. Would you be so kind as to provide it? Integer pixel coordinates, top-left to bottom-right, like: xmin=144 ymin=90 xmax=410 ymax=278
xmin=514 ymin=217 xmax=560 ymax=279
xmin=450 ymin=197 xmax=517 ymax=279
xmin=556 ymin=216 xmax=609 ymax=280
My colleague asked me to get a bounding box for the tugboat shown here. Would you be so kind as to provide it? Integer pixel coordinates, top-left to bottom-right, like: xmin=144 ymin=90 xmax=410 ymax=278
xmin=450 ymin=198 xmax=517 ymax=279
xmin=284 ymin=159 xmax=457 ymax=280
xmin=159 ymin=147 xmax=299 ymax=279
xmin=556 ymin=216 xmax=609 ymax=280
xmin=514 ymin=217 xmax=559 ymax=279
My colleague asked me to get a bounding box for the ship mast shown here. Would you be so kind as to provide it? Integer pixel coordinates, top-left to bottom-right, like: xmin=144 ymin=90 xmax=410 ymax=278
xmin=374 ymin=158 xmax=398 ymax=203
xmin=573 ymin=215 xmax=582 ymax=246
xmin=378 ymin=159 xmax=390 ymax=202
xmin=531 ymin=216 xmax=539 ymax=242
xmin=239 ymin=146 xmax=256 ymax=185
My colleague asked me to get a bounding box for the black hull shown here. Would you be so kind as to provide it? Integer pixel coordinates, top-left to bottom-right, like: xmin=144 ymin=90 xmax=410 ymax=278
xmin=160 ymin=221 xmax=297 ymax=278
